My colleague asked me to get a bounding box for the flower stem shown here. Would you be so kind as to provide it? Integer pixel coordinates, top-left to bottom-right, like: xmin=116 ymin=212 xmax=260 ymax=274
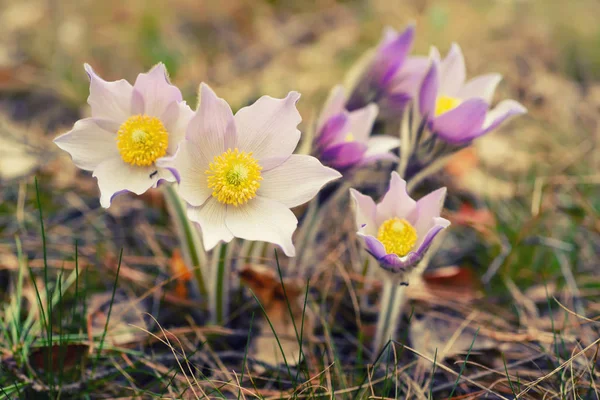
xmin=372 ymin=276 xmax=405 ymax=357
xmin=213 ymin=243 xmax=229 ymax=324
xmin=162 ymin=185 xmax=207 ymax=297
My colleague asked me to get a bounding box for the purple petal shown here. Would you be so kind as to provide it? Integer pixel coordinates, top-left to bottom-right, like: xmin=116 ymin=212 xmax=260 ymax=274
xmin=371 ymin=24 xmax=416 ymax=88
xmin=479 ymin=99 xmax=527 ymax=136
xmin=458 ymin=73 xmax=502 ymax=104
xmin=234 ymin=91 xmax=301 ymax=171
xmin=439 ymin=43 xmax=466 ymax=96
xmin=133 ymin=63 xmax=183 ymax=118
xmin=377 ymin=251 xmax=422 ymax=274
xmin=375 ymin=171 xmax=417 ymax=225
xmin=414 ymin=217 xmax=450 ymax=255
xmin=419 ymin=60 xmax=439 ymax=118
xmin=431 ymin=98 xmax=488 ymax=144
xmin=316 ymin=85 xmax=347 ymax=132
xmin=84 ymin=64 xmax=133 ymax=124
xmin=347 ymin=103 xmax=378 ymax=144
xmin=387 ymin=56 xmax=430 ymax=98
xmin=357 ymin=233 xmax=387 ymax=259
xmin=315 ymin=113 xmax=349 ymax=150
xmin=258 ymin=154 xmax=341 ymax=208
xmin=320 ymin=141 xmax=368 ymax=171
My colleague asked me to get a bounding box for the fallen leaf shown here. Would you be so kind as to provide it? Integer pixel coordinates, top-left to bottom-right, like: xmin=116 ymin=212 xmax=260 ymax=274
xmin=169 ymin=249 xmax=192 ymax=300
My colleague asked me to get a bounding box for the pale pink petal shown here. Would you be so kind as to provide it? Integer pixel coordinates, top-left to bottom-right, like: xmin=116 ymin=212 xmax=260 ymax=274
xmin=226 ymin=197 xmax=297 ymax=257
xmin=481 ymin=99 xmax=527 ymax=134
xmin=258 ymin=155 xmax=341 ymax=208
xmin=375 ymin=172 xmax=417 ymax=225
xmin=419 ymin=59 xmax=439 ymax=118
xmin=187 ymin=198 xmax=234 ymax=251
xmin=93 ymin=157 xmax=164 ymax=208
xmin=413 ymin=187 xmax=447 ymax=247
xmin=347 ymin=103 xmax=378 ymax=144
xmin=364 ymin=135 xmax=400 ymax=158
xmin=187 ymin=83 xmax=236 ymax=164
xmin=54 ymin=118 xmax=118 ymax=171
xmin=161 ymin=101 xmax=195 ymax=154
xmin=84 ymin=64 xmax=133 ymax=123
xmin=132 ymin=63 xmax=182 ymax=118
xmin=439 ymin=43 xmax=466 ymax=96
xmin=234 ymin=92 xmax=301 ymax=171
xmin=157 ymin=143 xmax=212 ymax=207
xmin=458 ymin=73 xmax=502 ymax=104
xmin=317 ymin=85 xmax=347 ymax=132
xmin=350 ymin=188 xmax=377 ymax=237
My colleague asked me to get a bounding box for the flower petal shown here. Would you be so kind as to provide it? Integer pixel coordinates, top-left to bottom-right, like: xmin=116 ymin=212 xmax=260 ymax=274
xmin=161 ymin=101 xmax=195 ymax=155
xmin=357 ymin=233 xmax=387 ymax=259
xmin=375 ymin=171 xmax=417 ymax=225
xmin=388 ymin=55 xmax=430 ymax=98
xmin=315 ymin=113 xmax=348 ymax=151
xmin=458 ymin=73 xmax=502 ymax=104
xmin=158 ymin=142 xmax=212 ymax=207
xmin=234 ymin=91 xmax=301 ymax=170
xmin=350 ymin=188 xmax=377 ymax=237
xmin=316 ymin=85 xmax=347 ymax=131
xmin=187 ymin=198 xmax=234 ymax=251
xmin=187 ymin=83 xmax=236 ymax=162
xmin=133 ymin=63 xmax=183 ymax=118
xmin=480 ymin=99 xmax=527 ymax=135
xmin=84 ymin=64 xmax=133 ymax=123
xmin=414 ymin=217 xmax=450 ymax=255
xmin=439 ymin=43 xmax=466 ymax=96
xmin=378 ymin=251 xmax=422 ymax=274
xmin=226 ymin=197 xmax=298 ymax=257
xmin=93 ymin=157 xmax=164 ymax=208
xmin=320 ymin=141 xmax=368 ymax=171
xmin=431 ymin=98 xmax=488 ymax=143
xmin=347 ymin=103 xmax=378 ymax=144
xmin=419 ymin=60 xmax=439 ymax=118
xmin=54 ymin=118 xmax=118 ymax=171
xmin=413 ymin=187 xmax=447 ymax=246
xmin=364 ymin=135 xmax=400 ymax=158
xmin=371 ymin=24 xmax=416 ymax=88
xmin=258 ymin=155 xmax=341 ymax=208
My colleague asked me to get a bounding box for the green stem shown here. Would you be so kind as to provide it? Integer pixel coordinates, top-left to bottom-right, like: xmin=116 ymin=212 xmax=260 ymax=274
xmin=215 ymin=243 xmax=229 ymax=324
xmin=162 ymin=185 xmax=207 ymax=297
xmin=373 ymin=276 xmax=405 ymax=358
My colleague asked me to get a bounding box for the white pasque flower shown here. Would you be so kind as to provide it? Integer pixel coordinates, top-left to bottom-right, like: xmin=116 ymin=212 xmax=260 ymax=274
xmin=159 ymin=84 xmax=341 ymax=256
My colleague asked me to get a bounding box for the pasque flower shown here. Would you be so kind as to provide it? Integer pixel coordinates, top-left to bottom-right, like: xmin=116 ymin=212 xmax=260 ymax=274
xmin=160 ymin=84 xmax=341 ymax=256
xmin=419 ymin=44 xmax=527 ymax=144
xmin=350 ymin=172 xmax=450 ymax=272
xmin=54 ymin=63 xmax=192 ymax=207
xmin=346 ymin=25 xmax=424 ymax=115
xmin=314 ymin=86 xmax=399 ymax=172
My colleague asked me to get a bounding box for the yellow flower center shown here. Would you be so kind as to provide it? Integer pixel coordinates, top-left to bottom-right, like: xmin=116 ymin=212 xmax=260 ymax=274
xmin=206 ymin=148 xmax=263 ymax=206
xmin=344 ymin=133 xmax=355 ymax=142
xmin=116 ymin=115 xmax=169 ymax=166
xmin=435 ymin=95 xmax=462 ymax=117
xmin=377 ymin=217 xmax=418 ymax=257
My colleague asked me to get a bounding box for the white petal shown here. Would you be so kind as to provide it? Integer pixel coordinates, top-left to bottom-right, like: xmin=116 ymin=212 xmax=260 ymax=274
xmin=84 ymin=64 xmax=133 ymax=123
xmin=226 ymin=197 xmax=297 ymax=257
xmin=350 ymin=188 xmax=378 ymax=237
xmin=413 ymin=187 xmax=447 ymax=246
xmin=234 ymin=92 xmax=301 ymax=170
xmin=347 ymin=103 xmax=378 ymax=143
xmin=364 ymin=135 xmax=400 ymax=158
xmin=439 ymin=43 xmax=466 ymax=96
xmin=258 ymin=155 xmax=341 ymax=208
xmin=482 ymin=99 xmax=528 ymax=131
xmin=133 ymin=63 xmax=183 ymax=118
xmin=316 ymin=85 xmax=347 ymax=132
xmin=187 ymin=83 xmax=236 ymax=163
xmin=187 ymin=198 xmax=234 ymax=251
xmin=375 ymin=171 xmax=417 ymax=225
xmin=93 ymin=157 xmax=162 ymax=208
xmin=162 ymin=101 xmax=195 ymax=155
xmin=54 ymin=118 xmax=118 ymax=171
xmin=158 ymin=142 xmax=212 ymax=207
xmin=458 ymin=73 xmax=502 ymax=104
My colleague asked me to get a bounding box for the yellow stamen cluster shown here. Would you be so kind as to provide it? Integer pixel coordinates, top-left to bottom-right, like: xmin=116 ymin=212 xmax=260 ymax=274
xmin=116 ymin=115 xmax=169 ymax=166
xmin=344 ymin=133 xmax=355 ymax=142
xmin=377 ymin=217 xmax=418 ymax=257
xmin=435 ymin=95 xmax=462 ymax=117
xmin=206 ymin=148 xmax=263 ymax=206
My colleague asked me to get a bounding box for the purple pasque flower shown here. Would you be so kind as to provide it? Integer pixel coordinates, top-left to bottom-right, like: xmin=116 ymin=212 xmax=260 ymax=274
xmin=350 ymin=172 xmax=450 ymax=273
xmin=158 ymin=84 xmax=341 ymax=257
xmin=419 ymin=44 xmax=527 ymax=144
xmin=346 ymin=25 xmax=418 ymax=113
xmin=314 ymin=86 xmax=399 ymax=172
xmin=54 ymin=63 xmax=193 ymax=207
